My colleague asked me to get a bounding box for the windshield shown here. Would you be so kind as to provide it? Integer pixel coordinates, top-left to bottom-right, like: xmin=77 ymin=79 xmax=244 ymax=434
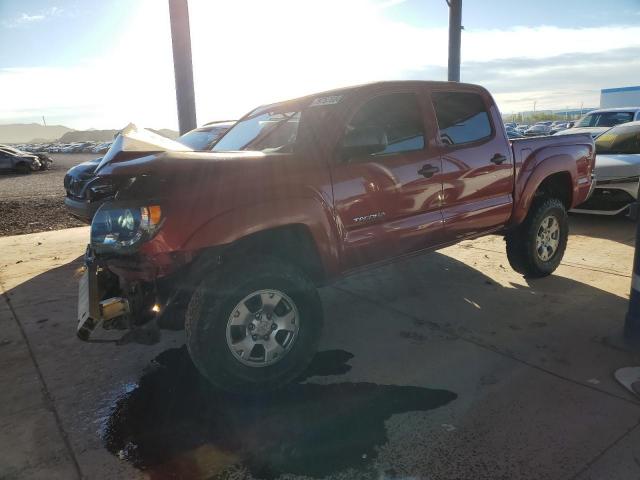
xmin=595 ymin=122 xmax=640 ymax=154
xmin=178 ymin=127 xmax=229 ymax=151
xmin=576 ymin=111 xmax=634 ymax=128
xmin=213 ymin=111 xmax=300 ymax=152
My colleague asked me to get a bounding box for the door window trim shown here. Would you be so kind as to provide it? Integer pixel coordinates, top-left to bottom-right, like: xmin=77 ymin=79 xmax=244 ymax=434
xmin=430 ymin=89 xmax=496 ymax=151
xmin=335 ymin=90 xmax=429 ymax=164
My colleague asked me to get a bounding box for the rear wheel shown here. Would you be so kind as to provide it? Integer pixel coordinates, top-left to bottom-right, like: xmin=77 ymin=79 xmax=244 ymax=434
xmin=185 ymin=256 xmax=323 ymax=393
xmin=506 ymin=197 xmax=568 ymax=278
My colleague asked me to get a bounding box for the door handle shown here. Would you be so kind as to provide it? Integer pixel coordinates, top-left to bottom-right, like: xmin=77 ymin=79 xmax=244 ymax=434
xmin=490 ymin=154 xmax=507 ymax=165
xmin=418 ymin=164 xmax=439 ymax=178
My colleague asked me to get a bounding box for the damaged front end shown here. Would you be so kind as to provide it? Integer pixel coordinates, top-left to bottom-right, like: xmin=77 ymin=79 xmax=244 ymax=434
xmin=77 ymin=252 xmax=184 ymax=345
xmin=76 ymin=125 xmax=196 ymax=344
xmin=77 ymin=232 xmax=197 ymax=345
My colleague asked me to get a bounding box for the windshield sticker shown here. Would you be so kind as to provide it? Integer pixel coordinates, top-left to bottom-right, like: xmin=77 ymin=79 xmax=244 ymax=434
xmin=310 ymin=95 xmax=343 ymax=107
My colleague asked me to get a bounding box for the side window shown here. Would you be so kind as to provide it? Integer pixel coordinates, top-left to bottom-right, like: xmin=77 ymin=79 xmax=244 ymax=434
xmin=341 ymin=93 xmax=425 ymax=160
xmin=432 ymin=91 xmax=492 ymax=146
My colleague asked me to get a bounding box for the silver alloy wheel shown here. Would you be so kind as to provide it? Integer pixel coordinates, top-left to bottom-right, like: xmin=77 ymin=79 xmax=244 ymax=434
xmin=535 ymin=215 xmax=560 ymax=262
xmin=225 ymin=289 xmax=300 ymax=367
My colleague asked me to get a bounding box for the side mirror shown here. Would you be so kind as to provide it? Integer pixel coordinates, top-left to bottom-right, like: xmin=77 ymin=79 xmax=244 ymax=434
xmin=341 ymin=126 xmax=388 ymax=161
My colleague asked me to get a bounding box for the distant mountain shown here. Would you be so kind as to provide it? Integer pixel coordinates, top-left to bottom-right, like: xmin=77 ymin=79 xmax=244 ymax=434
xmin=0 ymin=123 xmax=180 ymax=144
xmin=0 ymin=123 xmax=73 ymax=143
xmin=59 ymin=129 xmax=117 ymax=143
xmin=59 ymin=128 xmax=179 ymax=143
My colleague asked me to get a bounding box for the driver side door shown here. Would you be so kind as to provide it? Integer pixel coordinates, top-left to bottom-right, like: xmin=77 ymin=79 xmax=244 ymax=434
xmin=330 ymin=89 xmax=444 ymax=271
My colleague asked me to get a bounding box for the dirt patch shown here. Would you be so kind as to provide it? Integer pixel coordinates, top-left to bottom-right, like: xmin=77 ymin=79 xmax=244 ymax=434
xmin=0 ymin=154 xmax=94 ymax=236
xmin=0 ymin=198 xmax=85 ymax=236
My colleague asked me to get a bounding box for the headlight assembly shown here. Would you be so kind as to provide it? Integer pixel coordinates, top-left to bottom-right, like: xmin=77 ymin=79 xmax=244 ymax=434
xmin=91 ymin=204 xmax=162 ymax=252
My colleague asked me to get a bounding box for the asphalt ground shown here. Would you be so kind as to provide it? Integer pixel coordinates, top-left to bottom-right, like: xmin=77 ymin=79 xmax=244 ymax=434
xmin=0 ymin=215 xmax=639 ymax=479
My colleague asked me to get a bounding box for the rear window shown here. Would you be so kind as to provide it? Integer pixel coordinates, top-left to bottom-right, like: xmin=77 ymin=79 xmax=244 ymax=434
xmin=577 ymin=111 xmax=634 ymax=128
xmin=595 ymin=122 xmax=640 ymax=154
xmin=432 ymin=92 xmax=492 ymax=145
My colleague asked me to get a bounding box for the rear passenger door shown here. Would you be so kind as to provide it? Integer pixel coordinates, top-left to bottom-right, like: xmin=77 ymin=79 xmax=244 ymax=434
xmin=430 ymin=89 xmax=514 ymax=240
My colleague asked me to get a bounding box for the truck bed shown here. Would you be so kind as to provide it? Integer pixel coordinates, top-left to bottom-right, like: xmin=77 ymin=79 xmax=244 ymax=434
xmin=510 ymin=133 xmax=594 ymax=167
xmin=509 ymin=132 xmax=595 ymax=222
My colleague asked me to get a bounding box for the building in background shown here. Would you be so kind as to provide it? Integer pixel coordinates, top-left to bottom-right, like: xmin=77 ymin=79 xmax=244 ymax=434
xmin=600 ymin=86 xmax=640 ymax=108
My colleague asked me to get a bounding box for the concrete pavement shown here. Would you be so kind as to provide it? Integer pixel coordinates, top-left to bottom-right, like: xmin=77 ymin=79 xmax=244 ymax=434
xmin=1 ymin=215 xmax=639 ymax=479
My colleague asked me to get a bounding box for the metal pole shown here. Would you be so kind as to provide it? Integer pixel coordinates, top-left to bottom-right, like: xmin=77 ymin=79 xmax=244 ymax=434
xmin=624 ymin=182 xmax=640 ymax=341
xmin=168 ymin=0 xmax=197 ymax=135
xmin=447 ymin=0 xmax=462 ymax=82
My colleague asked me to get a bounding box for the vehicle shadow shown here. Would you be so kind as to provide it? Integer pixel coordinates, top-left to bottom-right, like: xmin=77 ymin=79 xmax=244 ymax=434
xmin=1 ymin=246 xmax=632 ymax=479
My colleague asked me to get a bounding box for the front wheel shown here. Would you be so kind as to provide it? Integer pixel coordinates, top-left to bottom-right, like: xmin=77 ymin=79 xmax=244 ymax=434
xmin=185 ymin=256 xmax=323 ymax=393
xmin=506 ymin=197 xmax=568 ymax=278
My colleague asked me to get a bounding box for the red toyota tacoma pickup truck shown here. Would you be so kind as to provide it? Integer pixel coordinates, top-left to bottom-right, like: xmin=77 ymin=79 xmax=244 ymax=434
xmin=77 ymin=81 xmax=595 ymax=392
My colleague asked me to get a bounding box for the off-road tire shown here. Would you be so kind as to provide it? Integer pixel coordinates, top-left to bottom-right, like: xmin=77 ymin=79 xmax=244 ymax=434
xmin=185 ymin=255 xmax=323 ymax=393
xmin=505 ymin=197 xmax=568 ymax=278
xmin=15 ymin=163 xmax=31 ymax=174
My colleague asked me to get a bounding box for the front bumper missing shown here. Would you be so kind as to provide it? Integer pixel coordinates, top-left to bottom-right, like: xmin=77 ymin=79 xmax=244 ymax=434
xmin=76 ymin=248 xmax=130 ymax=341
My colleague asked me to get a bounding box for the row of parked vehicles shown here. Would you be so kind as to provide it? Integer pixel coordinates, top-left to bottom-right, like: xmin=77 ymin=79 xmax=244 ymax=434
xmin=506 ymin=107 xmax=640 ymax=139
xmin=504 ymin=120 xmax=575 ymax=138
xmin=18 ymin=141 xmax=113 ymax=154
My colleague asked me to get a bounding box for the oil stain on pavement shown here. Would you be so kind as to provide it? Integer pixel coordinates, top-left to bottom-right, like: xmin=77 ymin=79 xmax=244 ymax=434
xmin=103 ymin=347 xmax=457 ymax=479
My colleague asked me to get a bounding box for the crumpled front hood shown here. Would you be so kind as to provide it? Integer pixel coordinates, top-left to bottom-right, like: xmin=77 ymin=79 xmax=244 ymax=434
xmin=595 ymin=153 xmax=640 ymax=180
xmin=95 ymin=123 xmax=191 ymax=172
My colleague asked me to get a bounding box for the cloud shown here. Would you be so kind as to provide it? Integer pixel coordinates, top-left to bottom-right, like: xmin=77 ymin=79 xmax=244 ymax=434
xmin=460 ymin=47 xmax=640 ymax=112
xmin=1 ymin=6 xmax=63 ymax=28
xmin=20 ymin=14 xmax=45 ymax=23
xmin=1 ymin=0 xmax=639 ymax=128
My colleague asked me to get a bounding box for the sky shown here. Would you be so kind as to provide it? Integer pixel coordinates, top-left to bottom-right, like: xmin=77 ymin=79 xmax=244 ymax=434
xmin=0 ymin=0 xmax=639 ymax=130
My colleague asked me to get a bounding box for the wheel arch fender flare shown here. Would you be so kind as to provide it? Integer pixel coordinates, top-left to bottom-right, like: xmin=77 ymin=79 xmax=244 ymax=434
xmin=511 ymin=149 xmax=580 ymax=225
xmin=181 ymin=196 xmax=341 ymax=281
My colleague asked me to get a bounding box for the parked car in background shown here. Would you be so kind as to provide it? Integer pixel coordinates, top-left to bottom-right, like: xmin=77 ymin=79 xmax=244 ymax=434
xmin=173 ymin=120 xmax=235 ymax=150
xmin=556 ymin=107 xmax=640 ymax=139
xmin=0 ymin=147 xmax=41 ymax=173
xmin=64 ymin=122 xmax=233 ymax=222
xmin=550 ymin=122 xmax=572 ymax=135
xmin=516 ymin=124 xmax=529 ymax=134
xmin=75 ymin=80 xmax=595 ymax=392
xmin=573 ymin=121 xmax=640 ymax=216
xmin=0 ymin=144 xmax=51 ymax=170
xmin=505 ymin=126 xmax=524 ymax=139
xmin=524 ymin=124 xmax=552 ymax=136
xmin=92 ymin=142 xmax=112 ymax=154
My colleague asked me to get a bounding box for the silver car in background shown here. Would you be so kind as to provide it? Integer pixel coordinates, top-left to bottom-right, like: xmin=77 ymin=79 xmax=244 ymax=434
xmin=573 ymin=121 xmax=640 ymax=216
xmin=556 ymin=107 xmax=640 ymax=139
